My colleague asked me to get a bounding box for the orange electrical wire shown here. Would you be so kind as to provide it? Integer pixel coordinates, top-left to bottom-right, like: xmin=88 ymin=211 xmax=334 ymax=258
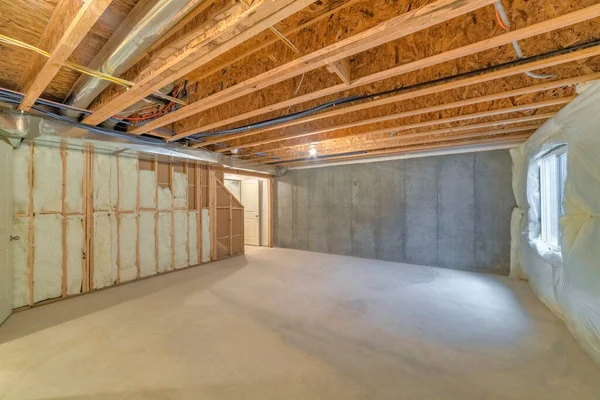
xmin=495 ymin=7 xmax=510 ymax=31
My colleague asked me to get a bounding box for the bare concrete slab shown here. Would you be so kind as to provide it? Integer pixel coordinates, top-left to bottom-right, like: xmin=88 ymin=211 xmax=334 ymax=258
xmin=1 ymin=247 xmax=599 ymax=399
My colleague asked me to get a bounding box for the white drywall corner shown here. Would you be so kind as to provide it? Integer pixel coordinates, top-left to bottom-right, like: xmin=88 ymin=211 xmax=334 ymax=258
xmin=118 ymin=156 xmax=138 ymax=211
xmin=173 ymin=172 xmax=188 ymax=208
xmin=188 ymin=211 xmax=198 ymax=265
xmin=33 ymin=214 xmax=63 ymax=303
xmin=65 ymin=149 xmax=84 ymax=213
xmin=94 ymin=212 xmax=117 ymax=289
xmin=12 ymin=218 xmax=30 ymax=308
xmin=157 ymin=212 xmax=172 ymax=272
xmin=201 ymin=209 xmax=210 ymax=263
xmin=33 ymin=144 xmax=62 ymax=213
xmin=119 ymin=213 xmax=138 ymax=282
xmin=158 ymin=187 xmax=172 ymax=210
xmin=13 ymin=143 xmax=30 ymax=214
xmin=66 ymin=216 xmax=83 ymax=296
xmin=94 ymin=153 xmax=117 ymax=211
xmin=139 ymin=212 xmax=156 ymax=277
xmin=140 ymin=170 xmax=157 ymax=209
xmin=173 ymin=210 xmax=187 ymax=269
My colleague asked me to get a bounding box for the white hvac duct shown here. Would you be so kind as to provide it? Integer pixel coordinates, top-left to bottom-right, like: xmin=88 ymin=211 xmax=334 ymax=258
xmin=65 ymin=0 xmax=202 ymax=116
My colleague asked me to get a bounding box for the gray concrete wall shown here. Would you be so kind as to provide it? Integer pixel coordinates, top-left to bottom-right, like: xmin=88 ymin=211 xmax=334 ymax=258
xmin=274 ymin=150 xmax=515 ymax=275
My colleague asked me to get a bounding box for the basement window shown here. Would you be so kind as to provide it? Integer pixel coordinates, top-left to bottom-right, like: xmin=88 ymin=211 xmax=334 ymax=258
xmin=539 ymin=146 xmax=567 ymax=249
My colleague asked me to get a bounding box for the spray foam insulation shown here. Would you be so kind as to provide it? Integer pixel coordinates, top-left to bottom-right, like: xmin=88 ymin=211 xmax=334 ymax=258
xmin=158 ymin=187 xmax=172 ymax=210
xmin=202 ymin=209 xmax=210 ymax=263
xmin=157 ymin=212 xmax=172 ymax=272
xmin=119 ymin=213 xmax=138 ymax=282
xmin=33 ymin=214 xmax=63 ymax=303
xmin=33 ymin=144 xmax=62 ymax=213
xmin=94 ymin=212 xmax=118 ymax=289
xmin=66 ymin=216 xmax=83 ymax=296
xmin=139 ymin=212 xmax=156 ymax=277
xmin=12 ymin=143 xmax=29 ymax=214
xmin=94 ymin=153 xmax=117 ymax=211
xmin=140 ymin=170 xmax=157 ymax=209
xmin=11 ymin=218 xmax=30 ymax=308
xmin=173 ymin=210 xmax=188 ymax=269
xmin=65 ymin=149 xmax=84 ymax=213
xmin=118 ymin=156 xmax=138 ymax=211
xmin=173 ymin=172 xmax=188 ymax=209
xmin=188 ymin=212 xmax=198 ymax=265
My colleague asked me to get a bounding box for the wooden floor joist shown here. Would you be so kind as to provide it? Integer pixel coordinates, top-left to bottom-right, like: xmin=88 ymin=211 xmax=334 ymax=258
xmin=131 ymin=0 xmax=499 ymax=136
xmin=82 ymin=0 xmax=317 ymax=126
xmin=176 ymin=4 xmax=600 ymax=144
xmin=216 ymin=96 xmax=573 ymax=153
xmin=18 ymin=0 xmax=114 ymax=111
xmin=193 ymin=45 xmax=600 ymax=150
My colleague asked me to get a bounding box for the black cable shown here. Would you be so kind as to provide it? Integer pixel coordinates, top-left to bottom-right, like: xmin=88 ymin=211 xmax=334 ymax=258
xmin=187 ymin=39 xmax=600 ymax=143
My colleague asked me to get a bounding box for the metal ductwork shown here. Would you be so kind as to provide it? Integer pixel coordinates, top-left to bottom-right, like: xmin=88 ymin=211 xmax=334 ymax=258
xmin=65 ymin=0 xmax=202 ymax=117
xmin=0 ymin=110 xmax=283 ymax=175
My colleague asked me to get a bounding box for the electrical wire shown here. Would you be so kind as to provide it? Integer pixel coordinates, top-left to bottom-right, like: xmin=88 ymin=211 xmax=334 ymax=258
xmin=186 ymin=39 xmax=600 ymax=142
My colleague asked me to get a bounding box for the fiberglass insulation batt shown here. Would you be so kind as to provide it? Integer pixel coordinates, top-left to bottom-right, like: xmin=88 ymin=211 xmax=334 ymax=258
xmin=173 ymin=172 xmax=188 ymax=208
xmin=173 ymin=210 xmax=188 ymax=269
xmin=33 ymin=214 xmax=63 ymax=302
xmin=139 ymin=170 xmax=157 ymax=209
xmin=66 ymin=216 xmax=84 ymax=295
xmin=157 ymin=212 xmax=172 ymax=272
xmin=65 ymin=149 xmax=84 ymax=213
xmin=139 ymin=212 xmax=156 ymax=277
xmin=118 ymin=213 xmax=138 ymax=282
xmin=94 ymin=153 xmax=118 ymax=211
xmin=202 ymin=209 xmax=210 ymax=263
xmin=188 ymin=212 xmax=198 ymax=265
xmin=94 ymin=213 xmax=118 ymax=288
xmin=12 ymin=218 xmax=30 ymax=308
xmin=118 ymin=156 xmax=138 ymax=212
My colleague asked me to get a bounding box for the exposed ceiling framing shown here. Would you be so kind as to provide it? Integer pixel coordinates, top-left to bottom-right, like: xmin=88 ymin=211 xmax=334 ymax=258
xmin=0 ymin=0 xmax=598 ymax=171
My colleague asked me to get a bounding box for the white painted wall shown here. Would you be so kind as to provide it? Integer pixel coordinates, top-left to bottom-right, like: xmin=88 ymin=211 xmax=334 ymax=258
xmin=224 ymin=174 xmax=269 ymax=246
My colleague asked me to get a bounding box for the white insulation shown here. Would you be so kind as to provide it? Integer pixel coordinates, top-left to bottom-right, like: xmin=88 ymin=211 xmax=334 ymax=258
xmin=66 ymin=216 xmax=84 ymax=295
xmin=118 ymin=156 xmax=138 ymax=211
xmin=139 ymin=170 xmax=157 ymax=209
xmin=201 ymin=209 xmax=210 ymax=263
xmin=119 ymin=214 xmax=138 ymax=282
xmin=33 ymin=214 xmax=63 ymax=302
xmin=139 ymin=212 xmax=156 ymax=277
xmin=11 ymin=218 xmax=30 ymax=308
xmin=158 ymin=186 xmax=172 ymax=210
xmin=157 ymin=212 xmax=172 ymax=272
xmin=65 ymin=150 xmax=84 ymax=213
xmin=173 ymin=172 xmax=188 ymax=208
xmin=188 ymin=212 xmax=198 ymax=265
xmin=33 ymin=144 xmax=62 ymax=213
xmin=173 ymin=210 xmax=188 ymax=269
xmin=93 ymin=212 xmax=118 ymax=289
xmin=511 ymin=81 xmax=600 ymax=367
xmin=13 ymin=143 xmax=30 ymax=214
xmin=94 ymin=153 xmax=118 ymax=211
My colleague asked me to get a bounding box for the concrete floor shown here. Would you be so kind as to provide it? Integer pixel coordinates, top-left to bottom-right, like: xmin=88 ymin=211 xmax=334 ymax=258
xmin=1 ymin=247 xmax=599 ymax=399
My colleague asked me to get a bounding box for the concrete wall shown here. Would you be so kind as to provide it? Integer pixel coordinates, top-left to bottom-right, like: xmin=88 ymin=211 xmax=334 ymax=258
xmin=274 ymin=150 xmax=515 ymax=275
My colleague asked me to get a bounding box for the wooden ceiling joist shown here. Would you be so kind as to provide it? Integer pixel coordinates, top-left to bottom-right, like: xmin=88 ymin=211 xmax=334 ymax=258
xmin=279 ymin=133 xmax=531 ymax=168
xmin=18 ymin=0 xmax=114 ymax=111
xmin=216 ymin=95 xmax=574 ymax=153
xmin=263 ymin=124 xmax=543 ymax=163
xmin=81 ymin=0 xmax=317 ymax=126
xmin=193 ymin=44 xmax=600 ymax=150
xmin=131 ymin=0 xmax=499 ymax=136
xmin=177 ymin=3 xmax=600 ymax=145
xmin=326 ymin=59 xmax=352 ymax=85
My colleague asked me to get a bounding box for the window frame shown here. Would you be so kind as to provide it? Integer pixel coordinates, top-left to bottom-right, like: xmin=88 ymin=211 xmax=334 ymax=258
xmin=538 ymin=145 xmax=567 ymax=250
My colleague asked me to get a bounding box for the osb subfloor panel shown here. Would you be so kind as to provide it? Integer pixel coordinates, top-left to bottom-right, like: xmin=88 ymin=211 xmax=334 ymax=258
xmin=1 ymin=247 xmax=599 ymax=399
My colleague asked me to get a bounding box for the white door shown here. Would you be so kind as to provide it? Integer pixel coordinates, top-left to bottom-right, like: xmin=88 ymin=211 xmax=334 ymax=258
xmin=242 ymin=179 xmax=260 ymax=246
xmin=0 ymin=141 xmax=13 ymax=324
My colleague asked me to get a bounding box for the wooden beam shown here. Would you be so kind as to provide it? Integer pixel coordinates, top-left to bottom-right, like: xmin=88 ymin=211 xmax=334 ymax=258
xmin=213 ymin=166 xmax=274 ymax=178
xmin=173 ymin=4 xmax=600 ymax=143
xmin=262 ymin=113 xmax=554 ymax=162
xmin=281 ymin=134 xmax=531 ymax=167
xmin=267 ymin=125 xmax=540 ymax=163
xmin=82 ymin=0 xmax=317 ymax=126
xmin=216 ymin=96 xmax=573 ymax=153
xmin=19 ymin=0 xmax=114 ymax=111
xmin=326 ymin=59 xmax=351 ymax=85
xmin=132 ymin=0 xmax=498 ymax=135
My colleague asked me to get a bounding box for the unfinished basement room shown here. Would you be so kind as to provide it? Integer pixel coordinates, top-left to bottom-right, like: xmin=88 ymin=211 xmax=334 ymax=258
xmin=1 ymin=0 xmax=600 ymax=398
